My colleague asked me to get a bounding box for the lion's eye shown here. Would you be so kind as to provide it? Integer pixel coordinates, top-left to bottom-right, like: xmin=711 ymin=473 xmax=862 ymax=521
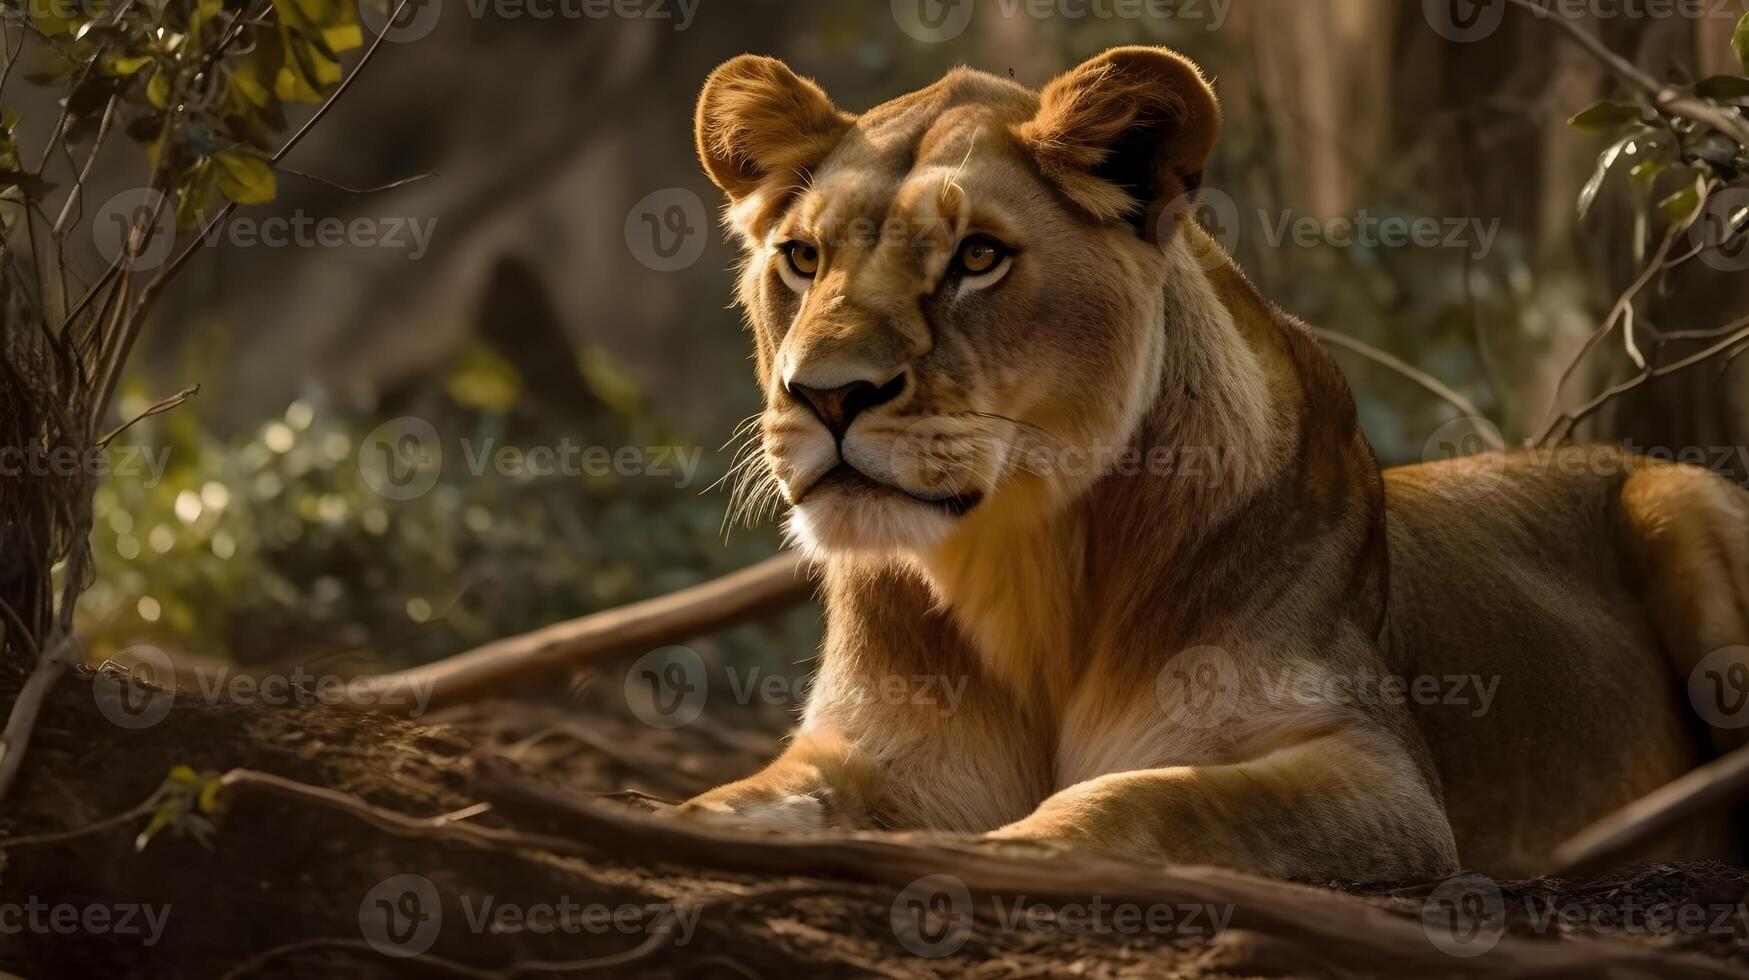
xmin=952 ymin=235 xmax=1008 ymax=277
xmin=782 ymin=241 xmax=820 ymax=278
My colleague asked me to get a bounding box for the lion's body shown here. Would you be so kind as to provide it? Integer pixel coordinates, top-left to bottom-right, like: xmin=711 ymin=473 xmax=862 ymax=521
xmin=681 ymin=47 xmax=1749 ymax=880
xmin=1385 ymin=455 xmax=1749 ymax=873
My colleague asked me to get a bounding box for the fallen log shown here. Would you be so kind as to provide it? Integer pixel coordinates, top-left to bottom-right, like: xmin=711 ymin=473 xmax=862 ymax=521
xmin=474 ymin=758 xmax=1749 ymax=979
xmin=347 ymin=552 xmax=815 ymax=713
xmin=1553 ymin=742 xmax=1749 ymax=876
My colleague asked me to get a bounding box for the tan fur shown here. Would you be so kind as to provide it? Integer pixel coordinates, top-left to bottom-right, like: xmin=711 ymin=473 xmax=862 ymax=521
xmin=678 ymin=48 xmax=1749 ymax=880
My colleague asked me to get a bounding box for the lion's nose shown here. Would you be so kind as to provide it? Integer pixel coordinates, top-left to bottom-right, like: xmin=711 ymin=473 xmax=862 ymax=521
xmin=789 ymin=374 xmax=907 ymax=439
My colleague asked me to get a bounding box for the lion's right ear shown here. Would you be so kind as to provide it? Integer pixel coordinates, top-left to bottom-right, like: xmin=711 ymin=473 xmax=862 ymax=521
xmin=695 ymin=56 xmax=852 ymax=204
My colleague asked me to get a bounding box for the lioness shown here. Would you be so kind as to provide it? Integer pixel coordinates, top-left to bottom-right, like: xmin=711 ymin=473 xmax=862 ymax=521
xmin=677 ymin=46 xmax=1749 ymax=879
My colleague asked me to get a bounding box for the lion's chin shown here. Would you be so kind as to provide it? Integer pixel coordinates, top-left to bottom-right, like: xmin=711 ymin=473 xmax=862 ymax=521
xmin=783 ymin=467 xmax=973 ymax=557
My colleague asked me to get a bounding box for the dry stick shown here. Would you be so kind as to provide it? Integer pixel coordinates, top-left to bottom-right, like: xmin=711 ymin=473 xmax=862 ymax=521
xmin=47 ymin=93 xmax=121 ymax=320
xmin=1533 ymin=228 xmax=1682 ymax=446
xmin=1553 ymin=743 xmax=1749 ymax=876
xmin=347 ymin=552 xmax=816 ymax=714
xmin=210 ymin=768 xmax=587 ymax=856
xmin=97 ymin=384 xmax=199 ymax=447
xmin=0 ymin=789 xmax=165 ymax=851
xmin=1310 ymin=328 xmax=1502 ymax=448
xmin=1539 ymin=322 xmax=1749 ymax=444
xmin=1503 ymin=0 xmax=1749 ymax=147
xmin=472 ymin=760 xmax=1743 ymax=980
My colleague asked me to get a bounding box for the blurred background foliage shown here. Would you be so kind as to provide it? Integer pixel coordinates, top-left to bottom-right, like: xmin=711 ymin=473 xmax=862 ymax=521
xmin=1 ymin=0 xmax=1741 ymax=682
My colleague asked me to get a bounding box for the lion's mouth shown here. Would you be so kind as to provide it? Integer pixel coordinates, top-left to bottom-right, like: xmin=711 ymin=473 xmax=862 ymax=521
xmin=795 ymin=464 xmax=984 ymax=516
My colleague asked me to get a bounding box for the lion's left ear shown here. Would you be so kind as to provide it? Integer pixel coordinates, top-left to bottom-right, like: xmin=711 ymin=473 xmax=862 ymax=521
xmin=1017 ymin=46 xmax=1221 ymax=227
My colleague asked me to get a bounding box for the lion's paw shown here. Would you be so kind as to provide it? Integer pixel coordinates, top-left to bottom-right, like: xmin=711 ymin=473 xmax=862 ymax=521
xmin=672 ymin=790 xmax=829 ymax=834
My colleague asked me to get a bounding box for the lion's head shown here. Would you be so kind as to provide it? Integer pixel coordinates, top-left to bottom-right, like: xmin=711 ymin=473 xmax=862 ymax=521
xmin=694 ymin=47 xmax=1222 ymax=557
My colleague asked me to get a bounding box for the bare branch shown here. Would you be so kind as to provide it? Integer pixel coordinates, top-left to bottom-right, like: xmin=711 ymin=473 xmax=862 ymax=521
xmin=1504 ymin=0 xmax=1749 ymax=147
xmin=1311 ymin=328 xmax=1502 ymax=447
xmin=1534 ymin=227 xmax=1682 ymax=444
xmin=97 ymin=384 xmax=198 ymax=447
xmin=275 ymin=166 xmax=438 ymax=195
xmin=1540 ymin=321 xmax=1749 ymax=443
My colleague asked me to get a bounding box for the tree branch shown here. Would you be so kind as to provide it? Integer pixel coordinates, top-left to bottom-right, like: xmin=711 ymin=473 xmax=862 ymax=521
xmin=349 ymin=553 xmax=816 ymax=714
xmin=1311 ymin=328 xmax=1503 ymax=448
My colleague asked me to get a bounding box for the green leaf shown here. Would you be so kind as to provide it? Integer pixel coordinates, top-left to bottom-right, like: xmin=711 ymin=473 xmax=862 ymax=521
xmin=273 ymin=32 xmax=338 ymax=103
xmin=1695 ymin=74 xmax=1749 ymax=102
xmin=1569 ymin=101 xmax=1642 ymax=133
xmin=212 ymin=150 xmax=276 ymax=204
xmin=197 ymin=776 xmax=223 ymax=814
xmin=147 ymin=69 xmax=172 ymax=110
xmin=104 ymin=55 xmax=154 ymax=77
xmin=1734 ymin=11 xmax=1749 ymax=74
xmin=1579 ymin=134 xmax=1638 ymax=219
xmin=1657 ymin=176 xmax=1706 ymax=228
xmin=322 ymin=23 xmax=364 ymax=52
xmin=1629 ymin=159 xmax=1663 ymax=184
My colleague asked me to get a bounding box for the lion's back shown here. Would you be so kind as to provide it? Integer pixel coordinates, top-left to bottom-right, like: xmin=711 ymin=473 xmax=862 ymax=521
xmin=1379 ymin=447 xmax=1725 ymax=873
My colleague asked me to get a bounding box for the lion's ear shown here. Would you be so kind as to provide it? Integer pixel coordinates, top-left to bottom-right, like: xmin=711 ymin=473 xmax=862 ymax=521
xmin=695 ymin=55 xmax=853 ymax=203
xmin=1017 ymin=46 xmax=1220 ymax=226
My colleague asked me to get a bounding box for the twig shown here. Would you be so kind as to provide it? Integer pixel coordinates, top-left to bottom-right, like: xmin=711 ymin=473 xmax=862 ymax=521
xmin=50 ymin=94 xmax=121 ymax=239
xmin=1310 ymin=328 xmax=1502 ymax=447
xmin=214 ymin=767 xmax=588 ymax=856
xmin=1654 ymin=311 xmax=1749 ymax=343
xmin=97 ymin=384 xmax=199 ymax=447
xmin=0 ymin=788 xmax=165 ymax=851
xmin=1503 ymin=0 xmax=1749 ymax=147
xmin=1540 ymin=321 xmax=1749 ymax=443
xmin=275 ymin=166 xmax=437 ymax=195
xmin=1533 ymin=227 xmax=1682 ymax=445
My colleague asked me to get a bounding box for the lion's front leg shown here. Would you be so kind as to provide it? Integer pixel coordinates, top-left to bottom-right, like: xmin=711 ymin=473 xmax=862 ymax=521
xmin=672 ymin=731 xmax=879 ymax=834
xmin=988 ymin=728 xmax=1459 ymax=881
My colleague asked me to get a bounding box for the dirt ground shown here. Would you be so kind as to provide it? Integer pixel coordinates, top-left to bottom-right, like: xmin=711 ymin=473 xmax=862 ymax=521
xmin=1 ymin=667 xmax=1746 ymax=979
